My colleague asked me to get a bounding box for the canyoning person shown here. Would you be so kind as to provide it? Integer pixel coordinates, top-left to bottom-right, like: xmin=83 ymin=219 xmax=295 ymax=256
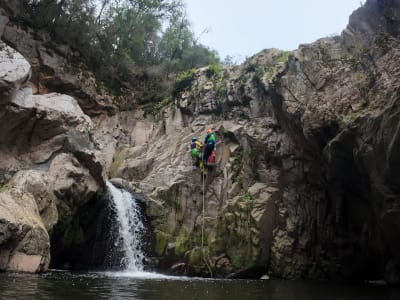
xmin=203 ymin=128 xmax=216 ymax=167
xmin=190 ymin=136 xmax=203 ymax=167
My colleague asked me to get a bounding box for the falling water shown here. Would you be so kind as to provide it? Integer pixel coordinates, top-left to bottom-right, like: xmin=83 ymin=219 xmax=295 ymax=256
xmin=106 ymin=181 xmax=145 ymax=271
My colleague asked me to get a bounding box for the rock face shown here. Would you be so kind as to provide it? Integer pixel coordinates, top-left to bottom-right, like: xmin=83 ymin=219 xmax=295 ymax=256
xmin=0 ymin=4 xmax=114 ymax=116
xmin=1 ymin=0 xmax=400 ymax=284
xmin=109 ymin=0 xmax=400 ymax=283
xmin=0 ymin=42 xmax=104 ymax=272
xmin=0 ymin=188 xmax=49 ymax=272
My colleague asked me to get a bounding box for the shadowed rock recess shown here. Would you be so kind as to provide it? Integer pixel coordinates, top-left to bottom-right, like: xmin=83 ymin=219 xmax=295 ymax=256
xmin=1 ymin=0 xmax=400 ymax=284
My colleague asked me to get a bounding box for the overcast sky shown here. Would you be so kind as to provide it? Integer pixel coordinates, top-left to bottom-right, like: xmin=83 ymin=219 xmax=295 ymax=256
xmin=184 ymin=0 xmax=364 ymax=61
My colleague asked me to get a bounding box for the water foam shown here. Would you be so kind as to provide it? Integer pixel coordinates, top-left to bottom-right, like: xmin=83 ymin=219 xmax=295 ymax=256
xmin=106 ymin=181 xmax=145 ymax=271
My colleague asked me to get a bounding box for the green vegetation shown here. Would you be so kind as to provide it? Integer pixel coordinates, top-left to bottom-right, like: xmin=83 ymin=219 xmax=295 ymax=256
xmin=253 ymin=65 xmax=264 ymax=80
xmin=231 ymin=254 xmax=243 ymax=268
xmin=174 ymin=228 xmax=190 ymax=256
xmin=343 ymin=55 xmax=361 ymax=70
xmin=154 ymin=230 xmax=172 ymax=256
xmin=144 ymin=96 xmax=173 ymax=116
xmin=229 ymin=247 xmax=255 ymax=269
xmin=244 ymin=51 xmax=291 ymax=82
xmin=349 ymin=98 xmax=370 ymax=122
xmin=265 ymin=66 xmax=274 ymax=81
xmin=244 ymin=191 xmax=252 ymax=205
xmin=234 ymin=175 xmax=242 ymax=184
xmin=213 ymin=79 xmax=227 ymax=110
xmin=0 ymin=184 xmax=5 ymax=193
xmin=173 ymin=68 xmax=196 ymax=94
xmin=375 ymin=31 xmax=390 ymax=50
xmin=278 ymin=51 xmax=291 ymax=63
xmin=109 ymin=147 xmax=128 ymax=177
xmin=205 ymin=64 xmax=221 ymax=78
xmin=360 ymin=98 xmax=369 ymax=109
xmin=216 ymin=97 xmax=224 ymax=107
xmin=264 ymin=51 xmax=291 ymax=81
xmin=20 ymin=0 xmax=219 ymax=95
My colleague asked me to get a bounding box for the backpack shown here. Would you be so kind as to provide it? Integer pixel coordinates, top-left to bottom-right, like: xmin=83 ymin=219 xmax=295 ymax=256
xmin=207 ymin=150 xmax=216 ymax=166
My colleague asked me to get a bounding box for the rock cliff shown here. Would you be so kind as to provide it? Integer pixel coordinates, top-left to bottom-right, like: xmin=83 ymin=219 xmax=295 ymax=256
xmin=1 ymin=0 xmax=400 ymax=284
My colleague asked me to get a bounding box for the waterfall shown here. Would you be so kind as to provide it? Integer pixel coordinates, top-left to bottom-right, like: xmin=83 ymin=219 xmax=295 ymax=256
xmin=106 ymin=181 xmax=145 ymax=271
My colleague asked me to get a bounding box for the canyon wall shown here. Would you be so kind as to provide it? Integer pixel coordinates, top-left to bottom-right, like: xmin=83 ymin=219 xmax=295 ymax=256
xmin=1 ymin=0 xmax=400 ymax=284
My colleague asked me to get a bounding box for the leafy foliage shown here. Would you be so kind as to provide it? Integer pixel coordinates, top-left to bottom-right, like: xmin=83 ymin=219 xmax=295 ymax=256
xmin=19 ymin=0 xmax=220 ymax=95
xmin=173 ymin=68 xmax=196 ymax=95
xmin=244 ymin=191 xmax=252 ymax=205
xmin=205 ymin=64 xmax=220 ymax=78
xmin=143 ymin=96 xmax=173 ymax=116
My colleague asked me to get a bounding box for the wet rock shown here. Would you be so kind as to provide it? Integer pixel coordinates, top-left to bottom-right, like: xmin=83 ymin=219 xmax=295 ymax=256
xmin=7 ymin=253 xmax=44 ymax=273
xmin=109 ymin=177 xmax=148 ymax=204
xmin=170 ymin=262 xmax=186 ymax=274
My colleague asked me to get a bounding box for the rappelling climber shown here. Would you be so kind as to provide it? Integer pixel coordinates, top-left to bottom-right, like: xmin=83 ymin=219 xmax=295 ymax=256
xmin=203 ymin=128 xmax=216 ymax=167
xmin=190 ymin=136 xmax=203 ymax=167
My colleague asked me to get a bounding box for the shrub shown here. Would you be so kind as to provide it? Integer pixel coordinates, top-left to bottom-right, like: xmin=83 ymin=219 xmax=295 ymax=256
xmin=205 ymin=64 xmax=221 ymax=78
xmin=173 ymin=68 xmax=196 ymax=95
xmin=244 ymin=191 xmax=252 ymax=205
xmin=375 ymin=31 xmax=390 ymax=50
xmin=144 ymin=97 xmax=173 ymax=116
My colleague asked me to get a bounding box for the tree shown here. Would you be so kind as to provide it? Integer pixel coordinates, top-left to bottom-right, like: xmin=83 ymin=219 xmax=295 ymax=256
xmin=158 ymin=8 xmax=219 ymax=74
xmin=18 ymin=0 xmax=220 ymax=93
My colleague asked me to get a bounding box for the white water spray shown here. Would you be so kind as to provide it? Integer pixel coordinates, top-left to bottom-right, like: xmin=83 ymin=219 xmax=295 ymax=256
xmin=106 ymin=181 xmax=145 ymax=271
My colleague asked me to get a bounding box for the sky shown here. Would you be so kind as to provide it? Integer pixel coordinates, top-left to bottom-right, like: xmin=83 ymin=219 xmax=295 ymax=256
xmin=184 ymin=0 xmax=364 ymax=62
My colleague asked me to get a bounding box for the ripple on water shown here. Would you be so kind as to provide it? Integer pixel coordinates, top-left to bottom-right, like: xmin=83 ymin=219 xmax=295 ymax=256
xmin=1 ymin=272 xmax=400 ymax=300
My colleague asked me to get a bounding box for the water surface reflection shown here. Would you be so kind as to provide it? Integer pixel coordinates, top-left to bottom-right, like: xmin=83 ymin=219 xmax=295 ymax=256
xmin=0 ymin=271 xmax=399 ymax=300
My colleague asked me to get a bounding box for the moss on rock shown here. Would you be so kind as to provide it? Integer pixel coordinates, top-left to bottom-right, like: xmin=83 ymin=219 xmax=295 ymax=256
xmin=154 ymin=230 xmax=172 ymax=256
xmin=174 ymin=228 xmax=190 ymax=257
xmin=109 ymin=146 xmax=128 ymax=178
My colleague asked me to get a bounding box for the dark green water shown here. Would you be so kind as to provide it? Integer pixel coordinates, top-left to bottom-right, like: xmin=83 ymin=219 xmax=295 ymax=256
xmin=1 ymin=271 xmax=399 ymax=300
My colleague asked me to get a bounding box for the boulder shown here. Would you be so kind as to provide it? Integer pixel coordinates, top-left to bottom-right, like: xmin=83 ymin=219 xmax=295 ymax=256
xmin=0 ymin=42 xmax=105 ymax=273
xmin=0 ymin=41 xmax=31 ymax=103
xmin=48 ymin=153 xmax=99 ymax=209
xmin=0 ymin=87 xmax=105 ymax=186
xmin=2 ymin=22 xmax=114 ymax=116
xmin=8 ymin=170 xmax=58 ymax=231
xmin=0 ymin=188 xmax=50 ymax=273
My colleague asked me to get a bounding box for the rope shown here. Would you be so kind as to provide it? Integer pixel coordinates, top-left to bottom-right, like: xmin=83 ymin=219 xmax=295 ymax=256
xmin=201 ymin=166 xmax=213 ymax=277
xmin=201 ymin=164 xmax=205 ymax=250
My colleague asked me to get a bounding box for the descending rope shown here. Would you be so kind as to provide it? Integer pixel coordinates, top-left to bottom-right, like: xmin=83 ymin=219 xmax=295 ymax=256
xmin=201 ymin=164 xmax=205 ymax=250
xmin=201 ymin=165 xmax=213 ymax=277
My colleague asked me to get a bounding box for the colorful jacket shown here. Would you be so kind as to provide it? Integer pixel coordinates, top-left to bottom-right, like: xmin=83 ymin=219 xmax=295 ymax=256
xmin=204 ymin=133 xmax=216 ymax=145
xmin=191 ymin=141 xmax=202 ymax=150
